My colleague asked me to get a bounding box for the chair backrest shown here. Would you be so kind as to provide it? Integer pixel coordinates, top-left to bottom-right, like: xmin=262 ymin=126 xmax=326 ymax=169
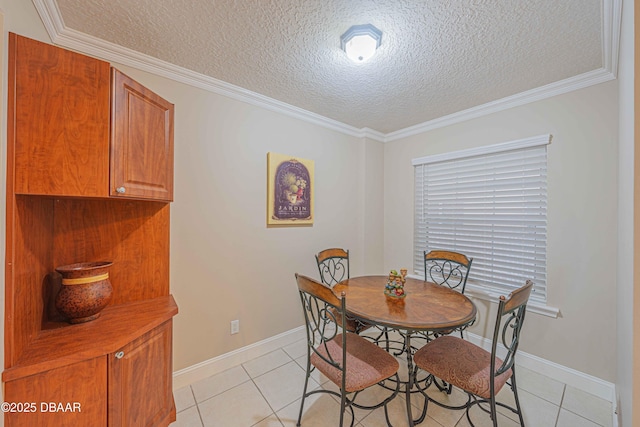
xmin=490 ymin=280 xmax=534 ymax=385
xmin=295 ymin=273 xmax=347 ymax=381
xmin=424 ymin=250 xmax=473 ymax=293
xmin=316 ymin=248 xmax=350 ymax=287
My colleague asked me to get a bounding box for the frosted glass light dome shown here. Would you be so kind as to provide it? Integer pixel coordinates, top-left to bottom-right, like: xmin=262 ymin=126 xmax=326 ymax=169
xmin=340 ymin=24 xmax=382 ymax=63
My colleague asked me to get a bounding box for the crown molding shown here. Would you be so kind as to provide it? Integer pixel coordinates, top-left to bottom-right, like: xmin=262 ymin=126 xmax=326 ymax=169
xmin=385 ymin=67 xmax=616 ymax=142
xmin=32 ymin=0 xmax=621 ymax=144
xmin=31 ymin=0 xmax=387 ymax=142
xmin=603 ymin=0 xmax=622 ymax=77
xmin=359 ymin=127 xmax=387 ymax=141
xmin=385 ymin=0 xmax=622 ymax=142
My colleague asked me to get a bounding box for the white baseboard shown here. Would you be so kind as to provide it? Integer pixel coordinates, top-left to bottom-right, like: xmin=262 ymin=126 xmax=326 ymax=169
xmin=173 ymin=327 xmax=616 ymax=412
xmin=173 ymin=326 xmax=306 ymax=389
xmin=464 ymin=331 xmax=616 ymax=404
xmin=466 ymin=331 xmax=618 ymax=427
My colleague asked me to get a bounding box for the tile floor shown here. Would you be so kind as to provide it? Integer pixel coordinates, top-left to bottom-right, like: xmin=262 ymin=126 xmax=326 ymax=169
xmin=170 ymin=331 xmax=613 ymax=427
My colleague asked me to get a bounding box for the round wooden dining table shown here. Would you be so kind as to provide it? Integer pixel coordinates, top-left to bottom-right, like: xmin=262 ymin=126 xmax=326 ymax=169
xmin=332 ymin=275 xmax=477 ymax=332
xmin=332 ymin=275 xmax=477 ymax=426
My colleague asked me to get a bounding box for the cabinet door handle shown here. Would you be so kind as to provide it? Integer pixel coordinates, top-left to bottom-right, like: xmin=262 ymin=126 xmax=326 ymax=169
xmin=115 ymin=351 xmax=125 ymax=359
xmin=116 ymin=186 xmax=126 ymax=194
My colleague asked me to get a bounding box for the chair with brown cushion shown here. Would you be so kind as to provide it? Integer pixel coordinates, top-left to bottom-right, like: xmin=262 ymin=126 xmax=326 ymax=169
xmin=315 ymin=248 xmax=371 ymax=334
xmin=424 ymin=249 xmax=474 ymax=340
xmin=424 ymin=249 xmax=473 ymax=293
xmin=411 ymin=280 xmax=534 ymax=427
xmin=295 ymin=274 xmax=400 ymax=427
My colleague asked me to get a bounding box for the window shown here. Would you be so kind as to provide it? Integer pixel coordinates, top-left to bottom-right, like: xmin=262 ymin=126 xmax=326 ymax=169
xmin=413 ymin=135 xmax=551 ymax=306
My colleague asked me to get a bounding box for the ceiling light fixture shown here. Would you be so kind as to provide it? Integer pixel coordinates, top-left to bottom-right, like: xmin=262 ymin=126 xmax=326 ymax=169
xmin=340 ymin=24 xmax=382 ymax=63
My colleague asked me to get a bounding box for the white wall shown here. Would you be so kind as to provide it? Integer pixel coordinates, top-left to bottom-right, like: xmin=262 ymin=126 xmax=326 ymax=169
xmin=383 ymin=81 xmax=619 ymax=382
xmin=616 ymin=0 xmax=634 ymax=423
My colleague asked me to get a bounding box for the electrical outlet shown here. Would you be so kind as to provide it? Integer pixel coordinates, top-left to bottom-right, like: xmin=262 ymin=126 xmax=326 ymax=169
xmin=230 ymin=319 xmax=240 ymax=335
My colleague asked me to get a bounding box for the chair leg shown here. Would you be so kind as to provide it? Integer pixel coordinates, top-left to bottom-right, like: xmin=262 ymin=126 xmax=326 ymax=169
xmin=464 ymin=395 xmax=499 ymax=427
xmin=411 ymin=366 xmax=429 ymax=424
xmin=339 ymin=391 xmax=347 ymax=427
xmin=511 ymin=368 xmax=526 ymax=426
xmin=382 ymin=403 xmax=394 ymax=427
xmin=296 ymin=357 xmax=312 ymax=426
xmin=490 ymin=395 xmax=498 ymax=427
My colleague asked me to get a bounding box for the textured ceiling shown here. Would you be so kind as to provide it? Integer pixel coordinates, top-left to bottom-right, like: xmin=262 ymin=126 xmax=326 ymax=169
xmin=52 ymin=0 xmax=603 ymax=134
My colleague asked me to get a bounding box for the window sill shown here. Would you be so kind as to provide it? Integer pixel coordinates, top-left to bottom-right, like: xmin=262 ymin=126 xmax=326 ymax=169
xmin=407 ymin=275 xmax=560 ymax=318
xmin=464 ymin=284 xmax=559 ymax=318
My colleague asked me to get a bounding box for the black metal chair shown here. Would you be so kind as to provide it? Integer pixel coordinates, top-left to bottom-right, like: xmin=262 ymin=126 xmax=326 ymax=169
xmin=295 ymin=274 xmax=400 ymax=427
xmin=411 ymin=280 xmax=534 ymax=426
xmin=424 ymin=249 xmax=474 ymax=342
xmin=400 ymin=249 xmax=475 ymax=394
xmin=316 ymin=248 xmax=350 ymax=287
xmin=315 ymin=248 xmax=372 ymax=335
xmin=424 ymin=249 xmax=473 ymax=293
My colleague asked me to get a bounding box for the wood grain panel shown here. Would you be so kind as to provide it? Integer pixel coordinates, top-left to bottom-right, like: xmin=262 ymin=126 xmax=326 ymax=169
xmin=634 ymin=3 xmax=640 ymax=423
xmin=3 ymin=296 xmax=177 ymax=382
xmin=10 ymin=33 xmax=110 ymax=197
xmin=5 ymin=196 xmax=55 ymax=368
xmin=52 ymin=198 xmax=170 ymax=304
xmin=5 ymin=32 xmax=17 ymax=367
xmin=4 ymin=357 xmax=107 ymax=427
xmin=110 ymin=69 xmax=174 ymax=201
xmin=108 ymin=321 xmax=173 ymax=426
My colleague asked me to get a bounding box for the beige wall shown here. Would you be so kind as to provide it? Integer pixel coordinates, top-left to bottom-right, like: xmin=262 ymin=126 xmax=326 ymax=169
xmin=112 ymin=64 xmax=379 ymax=369
xmin=383 ymin=81 xmax=619 ymax=382
xmin=361 ymin=137 xmax=385 ymax=274
xmin=0 ymin=0 xmax=48 ymax=43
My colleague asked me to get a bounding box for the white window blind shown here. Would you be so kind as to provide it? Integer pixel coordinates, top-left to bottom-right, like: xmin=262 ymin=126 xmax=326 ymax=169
xmin=413 ymin=135 xmax=551 ymax=304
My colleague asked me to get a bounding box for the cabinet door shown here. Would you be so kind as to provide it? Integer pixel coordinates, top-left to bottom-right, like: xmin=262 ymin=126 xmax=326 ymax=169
xmin=10 ymin=33 xmax=110 ymax=197
xmin=5 ymin=357 xmax=107 ymax=427
xmin=110 ymin=69 xmax=174 ymax=201
xmin=108 ymin=321 xmax=174 ymax=427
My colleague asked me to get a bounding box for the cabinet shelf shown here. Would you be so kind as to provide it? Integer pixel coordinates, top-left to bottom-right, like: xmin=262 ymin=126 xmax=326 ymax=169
xmin=3 ymin=295 xmax=178 ymax=382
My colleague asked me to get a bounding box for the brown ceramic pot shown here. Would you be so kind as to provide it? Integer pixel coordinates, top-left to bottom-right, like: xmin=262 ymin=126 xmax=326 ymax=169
xmin=55 ymin=261 xmax=113 ymax=324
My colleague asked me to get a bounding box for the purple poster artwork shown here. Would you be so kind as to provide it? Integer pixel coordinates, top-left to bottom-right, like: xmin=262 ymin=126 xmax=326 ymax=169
xmin=273 ymin=159 xmax=311 ymax=220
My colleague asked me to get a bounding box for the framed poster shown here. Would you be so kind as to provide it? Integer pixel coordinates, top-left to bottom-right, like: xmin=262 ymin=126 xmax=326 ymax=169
xmin=267 ymin=152 xmax=314 ymax=226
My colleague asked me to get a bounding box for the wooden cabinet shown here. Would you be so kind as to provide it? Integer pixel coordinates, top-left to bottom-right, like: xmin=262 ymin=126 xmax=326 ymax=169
xmin=108 ymin=322 xmax=174 ymax=427
xmin=4 ymin=358 xmax=107 ymax=427
xmin=10 ymin=34 xmax=174 ymax=202
xmin=3 ymin=299 xmax=177 ymax=427
xmin=111 ymin=69 xmax=174 ymax=201
xmin=11 ymin=33 xmax=110 ymax=197
xmin=4 ymin=33 xmax=177 ymax=427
